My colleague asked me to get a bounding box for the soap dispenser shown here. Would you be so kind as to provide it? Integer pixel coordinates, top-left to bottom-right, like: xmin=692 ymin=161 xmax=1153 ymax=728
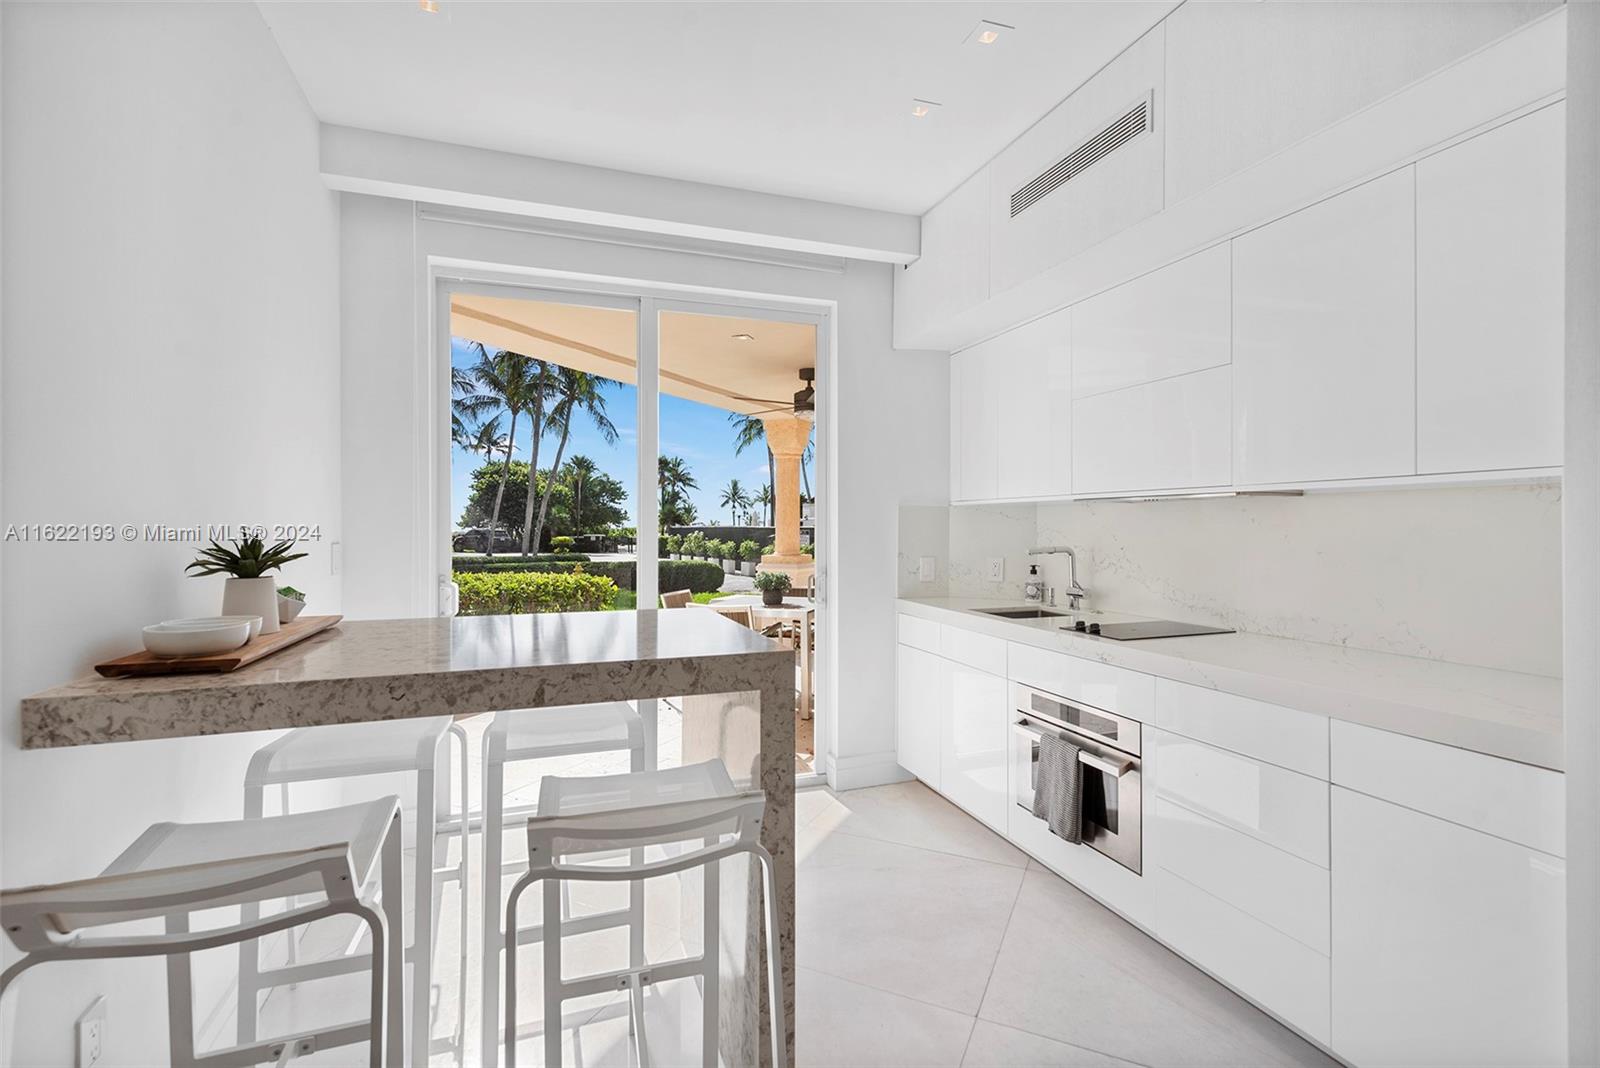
xmin=1023 ymin=564 xmax=1046 ymax=604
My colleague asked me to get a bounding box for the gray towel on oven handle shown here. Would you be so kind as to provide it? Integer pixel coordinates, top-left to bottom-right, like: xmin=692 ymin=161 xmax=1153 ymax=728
xmin=1032 ymin=730 xmax=1083 ymax=844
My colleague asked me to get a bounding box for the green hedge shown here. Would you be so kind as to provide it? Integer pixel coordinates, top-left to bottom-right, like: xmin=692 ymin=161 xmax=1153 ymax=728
xmin=454 ymin=570 xmax=618 ymax=615
xmin=452 ymin=554 xmax=590 ymax=573
xmin=451 ymin=558 xmax=725 ymax=595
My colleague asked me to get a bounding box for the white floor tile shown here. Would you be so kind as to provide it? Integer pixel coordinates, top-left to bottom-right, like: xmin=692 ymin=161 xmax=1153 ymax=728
xmin=960 ymin=1021 xmax=1144 ymax=1068
xmin=796 ymin=968 xmax=974 ymax=1067
xmin=798 ymin=830 xmax=1024 ymax=1014
xmin=804 ymin=783 xmax=1030 ymax=869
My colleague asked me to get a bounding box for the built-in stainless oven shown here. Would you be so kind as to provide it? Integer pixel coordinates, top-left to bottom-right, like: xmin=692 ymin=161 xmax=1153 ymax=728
xmin=1010 ymin=683 xmax=1143 ymax=874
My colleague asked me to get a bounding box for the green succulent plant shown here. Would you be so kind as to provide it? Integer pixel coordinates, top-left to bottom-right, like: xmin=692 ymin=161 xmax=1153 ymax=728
xmin=186 ymin=536 xmax=307 ymax=579
xmin=277 ymin=585 xmax=306 ymax=602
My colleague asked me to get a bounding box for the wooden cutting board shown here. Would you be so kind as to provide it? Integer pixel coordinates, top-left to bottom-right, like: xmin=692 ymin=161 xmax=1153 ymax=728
xmin=95 ymin=615 xmax=343 ymax=677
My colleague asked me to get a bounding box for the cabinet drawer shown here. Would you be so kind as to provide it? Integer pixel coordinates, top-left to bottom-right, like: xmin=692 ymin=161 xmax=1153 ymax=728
xmin=1006 ymin=643 xmax=1155 ymax=722
xmin=1155 ymin=732 xmax=1328 ymax=866
xmin=1330 ymin=720 xmax=1564 ymax=856
xmin=896 ymin=613 xmax=941 ymax=654
xmin=1153 ymin=794 xmax=1329 ymax=953
xmin=1154 ymin=867 xmax=1331 ymax=1046
xmin=940 ymin=625 xmax=1007 ymax=676
xmin=1154 ymin=679 xmax=1327 ymax=779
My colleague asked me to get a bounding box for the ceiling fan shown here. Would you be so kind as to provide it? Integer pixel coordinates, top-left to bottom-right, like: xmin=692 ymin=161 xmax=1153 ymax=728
xmin=732 ymin=367 xmax=815 ymax=420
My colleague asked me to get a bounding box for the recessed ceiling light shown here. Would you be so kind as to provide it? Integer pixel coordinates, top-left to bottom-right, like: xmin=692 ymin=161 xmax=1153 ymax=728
xmin=911 ymin=99 xmax=942 ymax=119
xmin=419 ymin=0 xmax=440 ymax=12
xmin=731 ymin=333 xmax=756 ymax=342
xmin=966 ymin=20 xmax=1012 ymax=46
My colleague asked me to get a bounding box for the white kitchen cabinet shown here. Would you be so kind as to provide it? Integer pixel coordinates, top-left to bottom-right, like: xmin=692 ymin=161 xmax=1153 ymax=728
xmin=1233 ymin=167 xmax=1416 ymax=486
xmin=951 ymin=341 xmax=1000 ymax=502
xmin=1416 ymin=103 xmax=1564 ymax=475
xmin=1331 ymin=786 xmax=1566 ymax=1067
xmin=895 ymin=167 xmax=990 ymax=349
xmin=941 ymin=662 xmax=1009 ymax=833
xmin=1071 ymin=366 xmax=1231 ymax=495
xmin=994 ymin=309 xmax=1072 ymax=500
xmin=1072 ymin=244 xmax=1231 ymax=399
xmin=896 ymin=643 xmax=946 ymax=788
xmin=1154 ymin=731 xmax=1328 ymax=866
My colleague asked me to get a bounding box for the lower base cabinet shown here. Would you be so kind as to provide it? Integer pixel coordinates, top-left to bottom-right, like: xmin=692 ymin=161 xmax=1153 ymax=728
xmin=941 ymin=662 xmax=1009 ymax=833
xmin=1330 ymin=786 xmax=1567 ymax=1067
xmin=896 ymin=644 xmax=944 ymax=789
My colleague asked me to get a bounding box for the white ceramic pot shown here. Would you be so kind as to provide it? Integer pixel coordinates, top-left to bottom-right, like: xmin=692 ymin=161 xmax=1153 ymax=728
xmin=222 ymin=576 xmax=280 ymax=634
xmin=278 ymin=595 xmax=306 ymax=624
xmin=741 ymin=561 xmax=758 ymax=577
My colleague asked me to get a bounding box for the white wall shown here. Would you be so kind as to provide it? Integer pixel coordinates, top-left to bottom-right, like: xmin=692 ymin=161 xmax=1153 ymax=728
xmin=339 ymin=200 xmax=948 ymax=790
xmin=0 ymin=5 xmax=342 ymax=1063
xmin=918 ymin=483 xmax=1563 ymax=679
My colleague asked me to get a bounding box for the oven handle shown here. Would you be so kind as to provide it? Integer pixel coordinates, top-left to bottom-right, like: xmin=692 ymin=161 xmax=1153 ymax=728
xmin=1015 ymin=717 xmax=1135 ymax=778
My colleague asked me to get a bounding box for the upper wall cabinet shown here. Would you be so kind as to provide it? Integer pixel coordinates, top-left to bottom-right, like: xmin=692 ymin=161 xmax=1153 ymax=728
xmin=1416 ymin=104 xmax=1565 ymax=475
xmin=1073 ymin=366 xmax=1231 ymax=496
xmin=896 ymin=168 xmax=990 ymax=348
xmin=1232 ymin=168 xmax=1417 ymax=486
xmin=988 ymin=27 xmax=1165 ymax=297
xmin=950 ymin=345 xmax=998 ymax=502
xmin=994 ymin=310 xmax=1072 ymax=501
xmin=1072 ymin=244 xmax=1231 ymax=399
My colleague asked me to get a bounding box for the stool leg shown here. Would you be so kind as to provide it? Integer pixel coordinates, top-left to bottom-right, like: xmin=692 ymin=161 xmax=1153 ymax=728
xmin=450 ymin=723 xmax=471 ymax=1056
xmin=412 ymin=756 xmax=437 ymax=1068
xmin=543 ymin=877 xmax=562 ymax=1068
xmin=238 ymin=782 xmax=264 ymax=1045
xmin=166 ymin=912 xmax=198 ymax=1068
xmin=481 ymin=732 xmax=506 ymax=1068
xmin=701 ymin=849 xmax=719 ymax=1068
xmin=630 ymin=743 xmax=646 ymax=981
xmin=281 ymin=782 xmax=298 ymax=970
xmin=381 ymin=811 xmax=406 ymax=1068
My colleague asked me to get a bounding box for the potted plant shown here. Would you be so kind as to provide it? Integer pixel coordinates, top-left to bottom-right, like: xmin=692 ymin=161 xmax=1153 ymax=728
xmin=186 ymin=536 xmax=307 ymax=635
xmin=664 ymin=534 xmax=681 ymax=560
xmin=738 ymin=539 xmax=761 ymax=577
xmin=717 ymin=540 xmax=737 ymax=575
xmin=277 ymin=584 xmax=307 ymax=624
xmin=754 ymin=569 xmax=791 ymax=607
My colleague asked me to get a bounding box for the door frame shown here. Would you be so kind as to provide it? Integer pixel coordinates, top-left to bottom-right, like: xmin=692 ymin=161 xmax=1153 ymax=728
xmin=427 ymin=260 xmax=838 ymax=787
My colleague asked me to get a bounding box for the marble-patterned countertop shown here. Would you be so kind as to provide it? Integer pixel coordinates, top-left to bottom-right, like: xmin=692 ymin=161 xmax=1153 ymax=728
xmin=22 ymin=610 xmax=795 ymax=749
xmin=899 ymin=596 xmax=1563 ymax=771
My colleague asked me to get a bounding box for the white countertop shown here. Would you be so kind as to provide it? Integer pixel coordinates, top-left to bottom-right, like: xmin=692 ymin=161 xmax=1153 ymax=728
xmin=898 ymin=596 xmax=1563 ymax=771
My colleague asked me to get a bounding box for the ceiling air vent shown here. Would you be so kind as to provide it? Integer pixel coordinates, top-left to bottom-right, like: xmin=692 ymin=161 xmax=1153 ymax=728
xmin=1010 ymin=93 xmax=1152 ymax=218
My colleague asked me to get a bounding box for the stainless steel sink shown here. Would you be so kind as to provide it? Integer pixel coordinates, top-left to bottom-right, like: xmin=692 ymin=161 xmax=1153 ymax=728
xmin=975 ymin=607 xmax=1069 ymax=619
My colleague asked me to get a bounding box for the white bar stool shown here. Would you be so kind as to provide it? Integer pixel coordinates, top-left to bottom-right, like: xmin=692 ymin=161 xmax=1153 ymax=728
xmin=503 ymin=760 xmax=785 ymax=1068
xmin=480 ymin=702 xmax=646 ymax=1068
xmin=241 ymin=717 xmax=469 ymax=1067
xmin=0 ymin=798 xmax=406 ymax=1068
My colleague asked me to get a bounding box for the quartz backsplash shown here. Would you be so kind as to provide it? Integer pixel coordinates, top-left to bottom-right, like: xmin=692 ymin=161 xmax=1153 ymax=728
xmin=899 ymin=481 xmax=1562 ymax=679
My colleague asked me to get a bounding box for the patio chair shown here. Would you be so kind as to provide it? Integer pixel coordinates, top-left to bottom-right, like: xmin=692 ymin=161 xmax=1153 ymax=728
xmin=660 ymin=589 xmax=693 ymax=609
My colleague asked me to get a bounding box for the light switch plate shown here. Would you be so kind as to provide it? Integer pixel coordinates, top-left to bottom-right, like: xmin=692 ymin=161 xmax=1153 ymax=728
xmin=917 ymin=556 xmax=936 ymax=582
xmin=985 ymin=557 xmax=1004 ymax=582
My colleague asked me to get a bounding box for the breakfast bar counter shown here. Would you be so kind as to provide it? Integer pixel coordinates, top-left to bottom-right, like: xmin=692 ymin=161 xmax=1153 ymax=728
xmin=20 ymin=609 xmax=798 ymax=1064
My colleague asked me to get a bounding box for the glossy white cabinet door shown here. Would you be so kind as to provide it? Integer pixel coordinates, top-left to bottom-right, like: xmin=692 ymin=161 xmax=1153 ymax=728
xmin=1072 ymin=365 xmax=1231 ymax=495
xmin=940 ymin=662 xmax=1010 ymax=833
xmin=1331 ymin=786 xmax=1566 ymax=1067
xmin=1416 ymin=103 xmax=1564 ymax=474
xmin=1233 ymin=167 xmax=1416 ymax=485
xmin=995 ymin=308 xmax=1072 ymax=500
xmin=1072 ymin=244 xmax=1232 ymax=399
xmin=896 ymin=644 xmax=946 ymax=788
xmin=949 ymin=354 xmax=963 ymax=501
xmin=955 ymin=341 xmax=1000 ymax=501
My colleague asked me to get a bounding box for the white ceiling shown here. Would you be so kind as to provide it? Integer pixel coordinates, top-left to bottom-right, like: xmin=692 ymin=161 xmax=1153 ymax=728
xmin=257 ymin=1 xmax=1177 ymax=214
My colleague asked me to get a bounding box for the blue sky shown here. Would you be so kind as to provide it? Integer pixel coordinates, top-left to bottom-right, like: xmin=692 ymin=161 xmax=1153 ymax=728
xmin=451 ymin=337 xmax=808 ymax=528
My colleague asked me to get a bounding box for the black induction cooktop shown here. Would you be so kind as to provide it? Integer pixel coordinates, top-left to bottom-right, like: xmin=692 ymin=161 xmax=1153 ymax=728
xmin=1063 ymin=619 xmax=1234 ymax=641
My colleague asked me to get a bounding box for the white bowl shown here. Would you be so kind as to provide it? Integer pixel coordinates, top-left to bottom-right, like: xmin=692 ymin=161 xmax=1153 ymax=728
xmin=162 ymin=615 xmax=263 ymax=641
xmin=143 ymin=619 xmax=253 ymax=657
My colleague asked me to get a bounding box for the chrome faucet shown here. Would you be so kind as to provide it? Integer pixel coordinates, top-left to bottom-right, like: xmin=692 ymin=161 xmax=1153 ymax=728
xmin=1028 ymin=545 xmax=1088 ymax=610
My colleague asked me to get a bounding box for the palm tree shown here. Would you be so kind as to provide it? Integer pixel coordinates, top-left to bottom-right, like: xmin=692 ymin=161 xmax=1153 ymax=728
xmin=451 ymin=365 xmax=497 ymax=449
xmin=754 ymin=484 xmax=774 ymax=526
xmin=659 ymin=455 xmax=697 ymax=527
xmin=526 ymin=369 xmax=619 ymax=555
xmin=466 ymin=415 xmax=513 ymax=471
xmin=565 ymin=454 xmax=599 ymax=528
xmin=720 ymin=479 xmax=750 ymax=523
xmin=466 ymin=343 xmax=544 ymax=554
xmin=729 ymin=414 xmax=774 ymax=518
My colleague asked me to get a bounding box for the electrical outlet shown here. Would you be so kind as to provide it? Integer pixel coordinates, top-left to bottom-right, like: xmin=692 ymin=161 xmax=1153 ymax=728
xmin=985 ymin=557 xmax=1004 ymax=582
xmin=329 ymin=540 xmax=343 ymax=575
xmin=917 ymin=556 xmax=936 ymax=582
xmin=76 ymin=995 xmax=106 ymax=1068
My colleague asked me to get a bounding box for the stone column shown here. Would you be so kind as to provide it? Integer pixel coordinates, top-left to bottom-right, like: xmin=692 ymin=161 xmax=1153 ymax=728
xmin=760 ymin=414 xmax=813 ymax=582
